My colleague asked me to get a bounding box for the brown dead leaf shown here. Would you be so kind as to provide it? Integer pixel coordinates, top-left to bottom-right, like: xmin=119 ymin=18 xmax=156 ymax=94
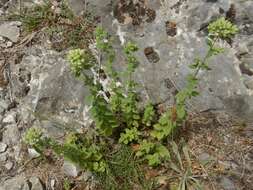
xmin=131 ymin=144 xmax=140 ymax=152
xmin=145 ymin=169 xmax=160 ymax=179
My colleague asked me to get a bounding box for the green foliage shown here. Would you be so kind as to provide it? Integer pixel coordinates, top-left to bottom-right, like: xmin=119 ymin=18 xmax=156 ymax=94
xmin=119 ymin=127 xmax=140 ymax=144
xmin=90 ymin=96 xmax=119 ymax=136
xmin=63 ymin=179 xmax=71 ymax=190
xmin=95 ymin=27 xmax=118 ymax=80
xmin=98 ymin=145 xmax=154 ymax=190
xmin=23 ymin=127 xmax=48 ymax=154
xmin=151 ymin=110 xmax=176 ymax=140
xmin=208 ymin=17 xmax=239 ymax=40
xmin=24 ymin=127 xmax=43 ymax=146
xmin=67 ymin=49 xmax=93 ymax=77
xmin=55 ymin=133 xmax=107 ymax=172
xmin=136 ymin=140 xmax=170 ymax=167
xmin=24 ymin=17 xmax=239 ymax=189
xmin=120 ymin=93 xmax=140 ymax=128
xmin=142 ymin=103 xmax=155 ymax=127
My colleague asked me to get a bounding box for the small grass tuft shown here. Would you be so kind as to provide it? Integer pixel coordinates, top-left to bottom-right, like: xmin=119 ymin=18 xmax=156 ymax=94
xmin=97 ymin=145 xmax=155 ymax=190
xmin=9 ymin=0 xmax=95 ymax=50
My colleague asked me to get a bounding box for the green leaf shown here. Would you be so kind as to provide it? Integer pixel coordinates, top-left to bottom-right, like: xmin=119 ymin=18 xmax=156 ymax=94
xmin=171 ymin=141 xmax=183 ymax=170
xmin=176 ymin=105 xmax=186 ymax=120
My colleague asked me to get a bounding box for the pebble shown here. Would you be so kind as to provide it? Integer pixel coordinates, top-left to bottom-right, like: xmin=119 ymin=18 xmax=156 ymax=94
xmin=0 ymin=142 xmax=8 ymax=153
xmin=2 ymin=113 xmax=16 ymax=124
xmin=3 ymin=124 xmax=20 ymax=145
xmin=5 ymin=161 xmax=14 ymax=170
xmin=0 ymin=21 xmax=20 ymax=42
xmin=29 ymin=177 xmax=44 ymax=190
xmin=28 ymin=148 xmax=40 ymax=158
xmin=219 ymin=176 xmax=236 ymax=190
xmin=6 ymin=41 xmax=13 ymax=47
xmin=62 ymin=160 xmax=80 ymax=177
xmin=0 ymin=154 xmax=7 ymax=162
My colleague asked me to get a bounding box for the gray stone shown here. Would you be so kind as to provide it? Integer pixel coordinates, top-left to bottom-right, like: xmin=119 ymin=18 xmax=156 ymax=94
xmin=0 ymin=153 xmax=7 ymax=162
xmin=2 ymin=113 xmax=16 ymax=124
xmin=2 ymin=124 xmax=20 ymax=145
xmin=0 ymin=21 xmax=20 ymax=42
xmin=198 ymin=153 xmax=214 ymax=165
xmin=0 ymin=175 xmax=26 ymax=190
xmin=10 ymin=46 xmax=89 ymax=136
xmin=81 ymin=171 xmax=93 ymax=182
xmin=6 ymin=41 xmax=13 ymax=47
xmin=62 ymin=160 xmax=80 ymax=177
xmin=29 ymin=177 xmax=44 ymax=190
xmin=66 ymin=0 xmax=86 ymax=15
xmin=0 ymin=100 xmax=8 ymax=114
xmin=219 ymin=177 xmax=236 ymax=190
xmin=28 ymin=148 xmax=40 ymax=159
xmin=0 ymin=143 xmax=8 ymax=153
xmin=87 ymin=0 xmax=253 ymax=123
xmin=4 ymin=161 xmax=14 ymax=170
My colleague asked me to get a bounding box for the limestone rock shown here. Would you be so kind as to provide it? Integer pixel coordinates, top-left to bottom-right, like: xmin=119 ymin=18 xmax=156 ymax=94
xmin=62 ymin=160 xmax=80 ymax=177
xmin=0 ymin=142 xmax=8 ymax=153
xmin=0 ymin=21 xmax=20 ymax=42
xmin=2 ymin=124 xmax=20 ymax=145
xmin=5 ymin=161 xmax=14 ymax=170
xmin=29 ymin=177 xmax=44 ymax=190
xmin=85 ymin=0 xmax=253 ymax=123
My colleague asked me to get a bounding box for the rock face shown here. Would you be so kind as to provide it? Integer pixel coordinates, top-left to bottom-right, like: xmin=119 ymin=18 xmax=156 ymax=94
xmin=9 ymin=46 xmax=90 ymax=137
xmin=77 ymin=0 xmax=253 ymax=122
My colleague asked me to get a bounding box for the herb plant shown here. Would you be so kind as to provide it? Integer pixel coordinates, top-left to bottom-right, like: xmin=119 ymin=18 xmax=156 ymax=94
xmin=24 ymin=16 xmax=238 ymax=187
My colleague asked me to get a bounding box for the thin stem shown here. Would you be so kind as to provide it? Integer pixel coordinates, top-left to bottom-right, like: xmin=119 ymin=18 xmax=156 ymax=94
xmin=193 ymin=37 xmax=218 ymax=78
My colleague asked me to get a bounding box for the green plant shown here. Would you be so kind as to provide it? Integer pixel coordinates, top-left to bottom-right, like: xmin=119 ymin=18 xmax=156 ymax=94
xmin=98 ymin=145 xmax=155 ymax=190
xmin=63 ymin=179 xmax=71 ymax=190
xmin=151 ymin=17 xmax=239 ymax=141
xmin=119 ymin=127 xmax=140 ymax=144
xmin=24 ymin=16 xmax=238 ymax=189
xmin=136 ymin=140 xmax=170 ymax=166
xmin=59 ymin=133 xmax=107 ymax=173
xmin=23 ymin=127 xmax=44 ymax=154
xmin=67 ymin=30 xmax=119 ymax=136
xmin=151 ymin=109 xmax=177 ymax=140
xmin=142 ymin=103 xmax=156 ymax=127
xmin=67 ymin=49 xmax=94 ymax=77
xmin=208 ymin=17 xmax=239 ymax=40
xmin=24 ymin=130 xmax=107 ymax=173
xmin=169 ymin=141 xmax=202 ymax=190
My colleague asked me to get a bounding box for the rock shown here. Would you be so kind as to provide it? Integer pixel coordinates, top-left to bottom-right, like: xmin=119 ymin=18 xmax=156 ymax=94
xmin=2 ymin=113 xmax=16 ymax=124
xmin=28 ymin=148 xmax=40 ymax=158
xmin=0 ymin=153 xmax=7 ymax=162
xmin=80 ymin=171 xmax=92 ymax=182
xmin=6 ymin=41 xmax=13 ymax=47
xmin=29 ymin=177 xmax=44 ymax=190
xmin=2 ymin=124 xmax=20 ymax=145
xmin=0 ymin=100 xmax=8 ymax=114
xmin=86 ymin=0 xmax=253 ymax=123
xmin=12 ymin=145 xmax=22 ymax=162
xmin=0 ymin=21 xmax=20 ymax=42
xmin=66 ymin=0 xmax=86 ymax=15
xmin=0 ymin=143 xmax=8 ymax=153
xmin=219 ymin=176 xmax=236 ymax=190
xmin=0 ymin=174 xmax=26 ymax=190
xmin=198 ymin=153 xmax=214 ymax=165
xmin=5 ymin=161 xmax=14 ymax=170
xmin=63 ymin=160 xmax=80 ymax=177
xmin=10 ymin=46 xmax=89 ymax=136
